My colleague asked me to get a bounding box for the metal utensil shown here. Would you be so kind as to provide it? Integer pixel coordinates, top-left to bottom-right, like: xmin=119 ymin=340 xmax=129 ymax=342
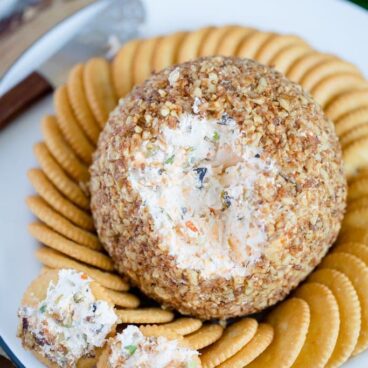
xmin=0 ymin=0 xmax=145 ymax=130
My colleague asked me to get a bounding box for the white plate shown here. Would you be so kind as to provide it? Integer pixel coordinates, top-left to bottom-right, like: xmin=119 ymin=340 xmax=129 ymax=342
xmin=0 ymin=0 xmax=367 ymax=367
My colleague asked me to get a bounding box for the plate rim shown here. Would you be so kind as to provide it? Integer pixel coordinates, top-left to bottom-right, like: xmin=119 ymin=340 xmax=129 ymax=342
xmin=0 ymin=336 xmax=25 ymax=368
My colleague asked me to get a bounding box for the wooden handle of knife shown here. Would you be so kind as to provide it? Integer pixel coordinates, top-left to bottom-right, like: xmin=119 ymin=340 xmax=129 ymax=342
xmin=0 ymin=71 xmax=53 ymax=131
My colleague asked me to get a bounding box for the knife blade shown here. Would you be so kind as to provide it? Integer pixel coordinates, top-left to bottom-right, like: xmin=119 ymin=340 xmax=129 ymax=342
xmin=0 ymin=0 xmax=145 ymax=130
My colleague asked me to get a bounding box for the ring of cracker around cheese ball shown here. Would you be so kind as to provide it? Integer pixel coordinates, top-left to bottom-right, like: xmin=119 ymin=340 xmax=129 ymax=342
xmin=90 ymin=56 xmax=346 ymax=320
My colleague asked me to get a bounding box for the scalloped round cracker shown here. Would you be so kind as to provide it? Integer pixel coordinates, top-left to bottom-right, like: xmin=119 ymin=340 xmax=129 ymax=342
xmin=215 ymin=26 xmax=254 ymax=56
xmin=292 ymin=283 xmax=340 ymax=368
xmin=319 ymin=252 xmax=368 ymax=355
xmin=199 ymin=26 xmax=237 ymax=57
xmin=40 ymin=266 xmax=53 ymax=273
xmin=54 ymin=85 xmax=94 ymax=164
xmin=336 ymin=106 xmax=368 ymax=137
xmin=35 ymin=247 xmax=129 ymax=291
xmin=311 ymin=73 xmax=365 ymax=107
xmin=21 ymin=269 xmax=59 ymax=307
xmin=308 ymin=269 xmax=360 ymax=368
xmin=218 ymin=323 xmax=274 ymax=368
xmin=103 ymin=288 xmax=140 ymax=309
xmin=185 ymin=324 xmax=224 ymax=350
xmin=139 ymin=325 xmax=184 ymax=341
xmin=270 ymin=44 xmax=311 ymax=75
xmin=338 ymin=227 xmax=368 ymax=246
xmin=27 ymin=168 xmax=94 ymax=230
xmin=116 ymin=308 xmax=174 ymax=324
xmin=355 ymin=166 xmax=368 ymax=176
xmin=33 ymin=142 xmax=89 ymax=209
xmin=300 ymin=59 xmax=362 ymax=92
xmin=348 ymin=175 xmax=368 ymax=201
xmin=347 ymin=196 xmax=368 ymax=212
xmin=343 ymin=136 xmax=368 ymax=178
xmin=112 ymin=39 xmax=141 ymax=98
xmin=340 ymin=123 xmax=368 ymax=147
xmin=286 ymin=52 xmax=334 ymax=83
xmin=325 ymin=89 xmax=368 ymax=122
xmin=152 ymin=32 xmax=187 ymax=71
xmin=246 ymin=298 xmax=310 ymax=368
xmin=177 ymin=27 xmax=213 ymax=63
xmin=84 ymin=57 xmax=117 ymax=127
xmin=67 ymin=64 xmax=101 ymax=144
xmin=161 ymin=318 xmax=203 ymax=335
xmin=29 ymin=223 xmax=114 ymax=271
xmin=200 ymin=318 xmax=258 ymax=368
xmin=26 ymin=196 xmax=100 ymax=250
xmin=334 ymin=242 xmax=368 ymax=265
xmin=255 ymin=34 xmax=306 ymax=65
xmin=41 ymin=115 xmax=90 ymax=184
xmin=236 ymin=31 xmax=273 ymax=60
xmin=132 ymin=37 xmax=160 ymax=85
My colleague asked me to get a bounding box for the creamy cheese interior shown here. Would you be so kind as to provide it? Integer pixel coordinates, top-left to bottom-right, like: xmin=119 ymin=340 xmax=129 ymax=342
xmin=129 ymin=113 xmax=279 ymax=278
xmin=109 ymin=325 xmax=199 ymax=368
xmin=18 ymin=269 xmax=117 ymax=367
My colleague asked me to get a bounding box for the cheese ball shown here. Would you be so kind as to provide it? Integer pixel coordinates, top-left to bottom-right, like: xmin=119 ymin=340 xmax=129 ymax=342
xmin=90 ymin=56 xmax=346 ymax=320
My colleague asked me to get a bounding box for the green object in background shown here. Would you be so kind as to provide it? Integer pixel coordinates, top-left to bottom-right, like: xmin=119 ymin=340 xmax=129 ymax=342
xmin=348 ymin=0 xmax=368 ymax=10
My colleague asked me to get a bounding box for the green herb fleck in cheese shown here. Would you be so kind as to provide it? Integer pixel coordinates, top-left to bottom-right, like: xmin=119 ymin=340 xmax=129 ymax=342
xmin=108 ymin=325 xmax=199 ymax=368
